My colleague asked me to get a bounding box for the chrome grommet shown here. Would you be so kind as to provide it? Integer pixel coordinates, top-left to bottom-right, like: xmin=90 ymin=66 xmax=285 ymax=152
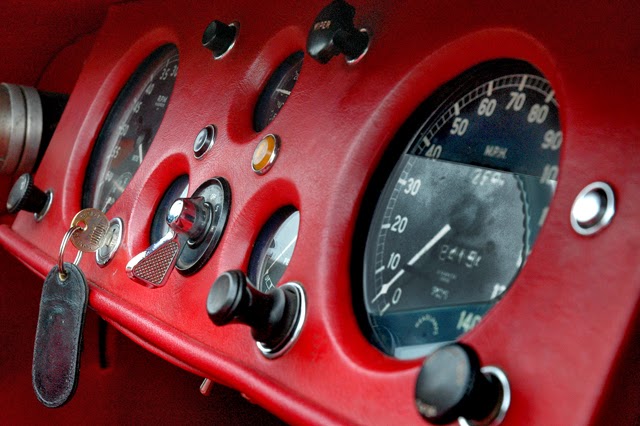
xmin=257 ymin=282 xmax=306 ymax=359
xmin=570 ymin=182 xmax=615 ymax=236
xmin=34 ymin=189 xmax=53 ymax=222
xmin=458 ymin=366 xmax=511 ymax=426
xmin=193 ymin=125 xmax=217 ymax=159
xmin=345 ymin=28 xmax=371 ymax=65
xmin=213 ymin=22 xmax=239 ymax=60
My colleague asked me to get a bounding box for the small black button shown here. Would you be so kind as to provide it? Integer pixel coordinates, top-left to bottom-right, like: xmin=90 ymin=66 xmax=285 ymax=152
xmin=202 ymin=20 xmax=238 ymax=59
xmin=7 ymin=173 xmax=49 ymax=214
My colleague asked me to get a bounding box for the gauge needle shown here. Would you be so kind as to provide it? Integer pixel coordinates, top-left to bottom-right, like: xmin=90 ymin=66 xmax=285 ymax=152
xmin=113 ymin=180 xmax=126 ymax=193
xmin=264 ymin=236 xmax=298 ymax=275
xmin=275 ymin=88 xmax=291 ymax=95
xmin=371 ymin=224 xmax=451 ymax=303
xmin=137 ymin=144 xmax=144 ymax=164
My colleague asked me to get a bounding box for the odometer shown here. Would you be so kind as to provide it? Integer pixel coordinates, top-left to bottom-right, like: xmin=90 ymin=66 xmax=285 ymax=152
xmin=359 ymin=60 xmax=561 ymax=359
xmin=83 ymin=44 xmax=179 ymax=212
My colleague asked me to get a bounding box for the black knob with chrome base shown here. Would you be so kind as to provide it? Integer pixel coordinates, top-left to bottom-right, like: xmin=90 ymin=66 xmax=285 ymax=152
xmin=415 ymin=343 xmax=510 ymax=425
xmin=202 ymin=20 xmax=238 ymax=59
xmin=7 ymin=173 xmax=51 ymax=215
xmin=307 ymin=0 xmax=370 ymax=64
xmin=207 ymin=270 xmax=306 ymax=357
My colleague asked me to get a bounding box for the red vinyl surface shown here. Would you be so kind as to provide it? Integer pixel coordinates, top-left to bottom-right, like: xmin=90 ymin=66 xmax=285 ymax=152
xmin=1 ymin=0 xmax=639 ymax=424
xmin=0 ymin=247 xmax=283 ymax=424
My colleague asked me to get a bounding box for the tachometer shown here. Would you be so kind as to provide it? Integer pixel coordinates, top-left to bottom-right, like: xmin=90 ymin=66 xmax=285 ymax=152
xmin=83 ymin=44 xmax=179 ymax=212
xmin=358 ymin=60 xmax=562 ymax=359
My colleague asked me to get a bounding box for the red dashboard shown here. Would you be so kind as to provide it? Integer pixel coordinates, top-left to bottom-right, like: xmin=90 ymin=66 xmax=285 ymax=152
xmin=0 ymin=0 xmax=638 ymax=424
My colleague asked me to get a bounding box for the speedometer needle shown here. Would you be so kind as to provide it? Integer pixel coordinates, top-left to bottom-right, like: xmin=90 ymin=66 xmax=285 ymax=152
xmin=371 ymin=270 xmax=405 ymax=303
xmin=371 ymin=224 xmax=451 ymax=303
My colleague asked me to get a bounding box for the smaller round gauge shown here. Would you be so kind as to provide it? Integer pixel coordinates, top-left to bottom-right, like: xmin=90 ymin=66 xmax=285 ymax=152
xmin=248 ymin=207 xmax=300 ymax=292
xmin=150 ymin=175 xmax=189 ymax=243
xmin=253 ymin=51 xmax=303 ymax=132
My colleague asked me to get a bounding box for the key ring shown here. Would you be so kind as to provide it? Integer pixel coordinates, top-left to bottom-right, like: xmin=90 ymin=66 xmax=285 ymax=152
xmin=58 ymin=226 xmax=83 ymax=280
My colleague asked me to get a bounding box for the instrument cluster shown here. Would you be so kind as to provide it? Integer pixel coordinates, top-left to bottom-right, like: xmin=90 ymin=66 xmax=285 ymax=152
xmin=2 ymin=0 xmax=637 ymax=424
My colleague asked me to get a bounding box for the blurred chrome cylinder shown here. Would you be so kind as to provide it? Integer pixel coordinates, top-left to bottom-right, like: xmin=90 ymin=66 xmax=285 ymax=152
xmin=0 ymin=83 xmax=67 ymax=175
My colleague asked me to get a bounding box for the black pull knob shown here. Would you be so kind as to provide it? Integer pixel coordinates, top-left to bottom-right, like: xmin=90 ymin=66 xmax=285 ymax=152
xmin=7 ymin=173 xmax=49 ymax=214
xmin=415 ymin=343 xmax=506 ymax=425
xmin=307 ymin=0 xmax=370 ymax=64
xmin=207 ymin=270 xmax=299 ymax=349
xmin=202 ymin=20 xmax=238 ymax=59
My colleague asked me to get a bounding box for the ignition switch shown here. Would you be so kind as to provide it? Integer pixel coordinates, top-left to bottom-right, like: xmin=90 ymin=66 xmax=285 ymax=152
xmin=126 ymin=178 xmax=231 ymax=287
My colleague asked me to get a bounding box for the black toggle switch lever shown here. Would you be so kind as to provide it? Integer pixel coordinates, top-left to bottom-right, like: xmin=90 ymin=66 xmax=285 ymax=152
xmin=207 ymin=270 xmax=306 ymax=357
xmin=415 ymin=343 xmax=511 ymax=425
xmin=7 ymin=173 xmax=51 ymax=217
xmin=307 ymin=0 xmax=370 ymax=64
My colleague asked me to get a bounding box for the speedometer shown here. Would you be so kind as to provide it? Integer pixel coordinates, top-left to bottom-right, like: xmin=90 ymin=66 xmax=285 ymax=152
xmin=83 ymin=44 xmax=179 ymax=212
xmin=357 ymin=60 xmax=561 ymax=359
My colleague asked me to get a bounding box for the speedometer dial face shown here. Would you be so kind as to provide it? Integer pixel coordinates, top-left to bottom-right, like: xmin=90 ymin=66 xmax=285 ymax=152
xmin=360 ymin=60 xmax=562 ymax=359
xmin=83 ymin=44 xmax=179 ymax=212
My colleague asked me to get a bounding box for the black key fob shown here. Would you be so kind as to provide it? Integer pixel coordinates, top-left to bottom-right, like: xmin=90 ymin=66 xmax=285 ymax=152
xmin=32 ymin=263 xmax=88 ymax=408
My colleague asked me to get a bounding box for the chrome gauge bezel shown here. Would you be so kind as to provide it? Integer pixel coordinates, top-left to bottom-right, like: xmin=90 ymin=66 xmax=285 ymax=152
xmin=176 ymin=177 xmax=231 ymax=275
